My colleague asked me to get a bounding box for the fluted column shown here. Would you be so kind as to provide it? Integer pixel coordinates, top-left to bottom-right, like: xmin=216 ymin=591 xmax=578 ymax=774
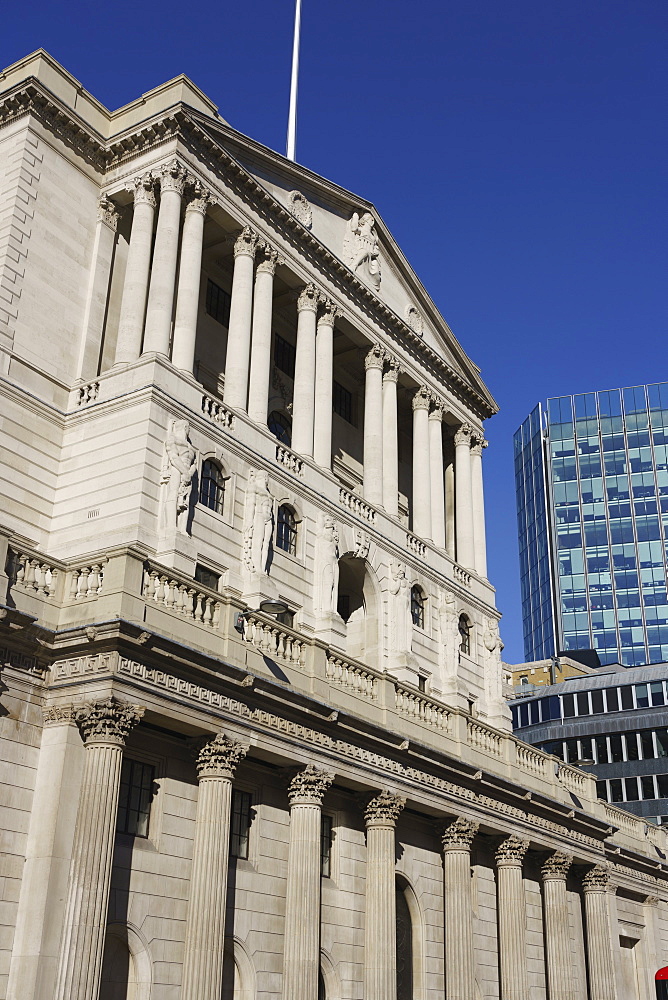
xmin=429 ymin=400 xmax=446 ymax=548
xmin=313 ymin=299 xmax=338 ymax=468
xmin=114 ymin=175 xmax=156 ymax=365
xmin=54 ymin=698 xmax=144 ymax=1000
xmin=471 ymin=434 xmax=488 ymax=577
xmin=248 ymin=247 xmax=282 ymax=423
xmin=495 ymin=836 xmax=530 ymax=1000
xmin=382 ymin=359 xmax=400 ymax=517
xmin=364 ymin=790 xmax=405 ymax=1000
xmin=454 ymin=423 xmax=475 ymax=570
xmin=181 ymin=733 xmax=248 ymax=1000
xmin=143 ymin=160 xmax=186 ymax=356
xmin=363 ymin=345 xmax=385 ymax=507
xmin=442 ymin=817 xmax=478 ymax=1000
xmin=77 ymin=196 xmax=119 ymax=380
xmin=223 ymin=227 xmax=258 ymax=410
xmin=282 ymin=765 xmax=335 ymax=1000
xmin=541 ymin=852 xmax=576 ymax=1000
xmin=412 ymin=388 xmax=432 ymax=540
xmin=582 ymin=866 xmax=618 ymax=1000
xmin=445 ymin=454 xmax=456 ymax=559
xmin=171 ymin=184 xmax=211 ymax=374
xmin=291 ymin=284 xmax=319 ymax=457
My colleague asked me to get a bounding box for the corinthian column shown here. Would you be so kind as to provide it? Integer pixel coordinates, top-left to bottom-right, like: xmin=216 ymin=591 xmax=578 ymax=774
xmin=223 ymin=227 xmax=258 ymax=410
xmin=429 ymin=401 xmax=446 ymax=548
xmin=364 ymin=790 xmax=405 ymax=1000
xmin=282 ymin=765 xmax=335 ymax=1000
xmin=313 ymin=299 xmax=338 ymax=469
xmin=412 ymin=388 xmax=432 ymax=540
xmin=471 ymin=434 xmax=488 ymax=577
xmin=143 ymin=160 xmax=186 ymax=356
xmin=495 ymin=836 xmax=530 ymax=1000
xmin=171 ymin=184 xmax=211 ymax=374
xmin=541 ymin=852 xmax=575 ymax=1000
xmin=582 ymin=866 xmax=618 ymax=1000
xmin=363 ymin=345 xmax=385 ymax=507
xmin=54 ymin=698 xmax=144 ymax=1000
xmin=454 ymin=423 xmax=475 ymax=570
xmin=114 ymin=175 xmax=156 ymax=365
xmin=382 ymin=359 xmax=399 ymax=517
xmin=291 ymin=284 xmax=319 ymax=457
xmin=442 ymin=816 xmax=478 ymax=1000
xmin=181 ymin=733 xmax=248 ymax=1000
xmin=77 ymin=196 xmax=119 ymax=381
xmin=248 ymin=247 xmax=282 ymax=424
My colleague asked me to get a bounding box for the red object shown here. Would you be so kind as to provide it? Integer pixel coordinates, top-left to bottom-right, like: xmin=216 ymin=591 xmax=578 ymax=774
xmin=657 ymin=968 xmax=668 ymax=981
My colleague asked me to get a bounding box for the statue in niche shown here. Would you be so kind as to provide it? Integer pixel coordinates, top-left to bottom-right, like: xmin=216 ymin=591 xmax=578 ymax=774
xmin=160 ymin=419 xmax=197 ymax=534
xmin=437 ymin=590 xmax=459 ymax=692
xmin=343 ymin=211 xmax=381 ymax=290
xmin=483 ymin=617 xmax=505 ymax=707
xmin=243 ymin=471 xmax=274 ymax=575
xmin=389 ymin=560 xmax=412 ymax=654
xmin=316 ymin=514 xmax=340 ymax=616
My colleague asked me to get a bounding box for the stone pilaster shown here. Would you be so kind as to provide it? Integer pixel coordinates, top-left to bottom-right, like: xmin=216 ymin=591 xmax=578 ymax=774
xmin=428 ymin=400 xmax=446 ymax=548
xmin=412 ymin=388 xmax=432 ymax=540
xmin=363 ymin=345 xmax=385 ymax=507
xmin=248 ymin=246 xmax=282 ymax=424
xmin=171 ymin=183 xmax=211 ymax=374
xmin=114 ymin=174 xmax=156 ymax=365
xmin=313 ymin=299 xmax=339 ymax=469
xmin=470 ymin=434 xmax=488 ymax=577
xmin=291 ymin=284 xmax=319 ymax=457
xmin=495 ymin=836 xmax=530 ymax=1000
xmin=143 ymin=160 xmax=186 ymax=356
xmin=54 ymin=698 xmax=144 ymax=1000
xmin=382 ymin=359 xmax=400 ymax=517
xmin=541 ymin=852 xmax=575 ymax=1000
xmin=223 ymin=226 xmax=259 ymax=410
xmin=282 ymin=765 xmax=335 ymax=1000
xmin=454 ymin=423 xmax=475 ymax=570
xmin=364 ymin=790 xmax=405 ymax=1000
xmin=77 ymin=195 xmax=119 ymax=381
xmin=582 ymin=865 xmax=618 ymax=1000
xmin=441 ymin=816 xmax=478 ymax=1000
xmin=181 ymin=733 xmax=248 ymax=1000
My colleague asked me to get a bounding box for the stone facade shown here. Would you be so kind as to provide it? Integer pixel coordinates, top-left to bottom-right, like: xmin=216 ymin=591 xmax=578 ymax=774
xmin=0 ymin=49 xmax=666 ymax=1000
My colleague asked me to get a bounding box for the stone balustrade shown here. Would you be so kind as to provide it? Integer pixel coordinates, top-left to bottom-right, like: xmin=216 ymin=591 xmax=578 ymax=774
xmin=142 ymin=565 xmax=222 ymax=628
xmin=275 ymin=444 xmax=304 ymax=476
xmin=557 ymin=761 xmax=592 ymax=797
xmin=201 ymin=393 xmax=235 ymax=429
xmin=326 ymin=651 xmax=379 ymax=700
xmin=467 ymin=718 xmax=503 ymax=756
xmin=7 ymin=548 xmax=61 ymax=599
xmin=243 ymin=612 xmax=307 ymax=666
xmin=338 ymin=487 xmax=376 ymax=523
xmin=604 ymin=802 xmax=645 ymax=836
xmin=406 ymin=532 xmax=427 ymax=558
xmin=76 ymin=380 xmax=100 ymax=406
xmin=453 ymin=565 xmax=472 ymax=588
xmin=516 ymin=742 xmax=549 ymax=776
xmin=68 ymin=564 xmax=104 ymax=601
xmin=395 ymin=683 xmax=450 ymax=730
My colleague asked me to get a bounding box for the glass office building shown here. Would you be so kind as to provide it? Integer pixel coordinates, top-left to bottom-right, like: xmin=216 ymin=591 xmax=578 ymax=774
xmin=515 ymin=383 xmax=668 ymax=666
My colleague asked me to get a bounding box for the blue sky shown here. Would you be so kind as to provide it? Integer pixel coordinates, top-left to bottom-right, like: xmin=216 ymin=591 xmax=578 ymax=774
xmin=3 ymin=0 xmax=666 ymax=661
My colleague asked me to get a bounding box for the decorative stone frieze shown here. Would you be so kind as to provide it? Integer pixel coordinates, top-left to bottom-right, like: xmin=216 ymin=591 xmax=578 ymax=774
xmin=97 ymin=195 xmax=119 ymax=230
xmin=287 ymin=764 xmax=334 ymax=805
xmin=42 ymin=705 xmax=76 ymax=726
xmin=495 ymin=834 xmax=529 ymax=866
xmin=233 ymin=225 xmax=259 ymax=258
xmin=442 ymin=815 xmax=479 ymax=850
xmin=74 ymin=696 xmax=144 ymax=746
xmin=195 ymin=732 xmax=248 ymax=779
xmin=364 ymin=790 xmax=405 ymax=827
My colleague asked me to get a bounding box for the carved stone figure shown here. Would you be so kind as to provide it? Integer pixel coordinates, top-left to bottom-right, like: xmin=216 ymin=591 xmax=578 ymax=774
xmin=343 ymin=211 xmax=381 ymax=290
xmin=160 ymin=419 xmax=197 ymax=534
xmin=389 ymin=560 xmax=411 ymax=654
xmin=287 ymin=190 xmax=312 ymax=229
xmin=316 ymin=514 xmax=340 ymax=616
xmin=437 ymin=590 xmax=459 ymax=692
xmin=243 ymin=470 xmax=274 ymax=575
xmin=483 ymin=617 xmax=504 ymax=707
xmin=353 ymin=529 xmax=370 ymax=561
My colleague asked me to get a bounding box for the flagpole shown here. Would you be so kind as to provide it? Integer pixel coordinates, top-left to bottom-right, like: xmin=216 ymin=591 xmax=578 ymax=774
xmin=286 ymin=0 xmax=302 ymax=161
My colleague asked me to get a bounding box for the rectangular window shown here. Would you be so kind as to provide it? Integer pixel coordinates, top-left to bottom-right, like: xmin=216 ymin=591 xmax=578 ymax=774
xmin=656 ymin=729 xmax=668 ymax=757
xmin=594 ymin=735 xmax=609 ymax=764
xmin=625 ymin=733 xmax=640 ymax=761
xmin=609 ymin=734 xmax=624 ymax=763
xmin=576 ymin=691 xmax=590 ymax=716
xmin=596 ymin=779 xmax=608 ymax=801
xmin=624 ymin=777 xmax=640 ymax=801
xmin=605 ymin=688 xmax=620 ymax=713
xmin=230 ymin=789 xmax=252 ymax=859
xmin=609 ymin=778 xmax=623 ymax=803
xmin=590 ymin=690 xmax=605 ymax=714
xmin=565 ymin=738 xmax=580 ymax=764
xmin=333 ymin=381 xmax=354 ymax=424
xmin=650 ymin=681 xmax=665 ymax=706
xmin=562 ymin=693 xmax=575 ymax=718
xmin=641 ymin=775 xmax=657 ymax=799
xmin=274 ymin=334 xmax=296 ymax=379
xmin=640 ymin=731 xmax=655 ymax=759
xmin=117 ymin=758 xmax=154 ymax=838
xmin=194 ymin=564 xmax=221 ymax=590
xmin=620 ymin=686 xmax=634 ymax=710
xmin=321 ymin=815 xmax=333 ymax=877
xmin=658 ymin=774 xmax=668 ymax=799
xmin=635 ymin=684 xmax=649 ymax=708
xmin=205 ymin=279 xmax=231 ymax=327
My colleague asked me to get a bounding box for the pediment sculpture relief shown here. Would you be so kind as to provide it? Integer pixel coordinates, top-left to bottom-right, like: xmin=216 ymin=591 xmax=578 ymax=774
xmin=343 ymin=211 xmax=381 ymax=291
xmin=405 ymin=304 xmax=424 ymax=336
xmin=287 ymin=190 xmax=312 ymax=229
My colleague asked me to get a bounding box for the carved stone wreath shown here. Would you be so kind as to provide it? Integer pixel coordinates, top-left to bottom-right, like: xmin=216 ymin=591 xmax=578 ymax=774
xmin=287 ymin=190 xmax=312 ymax=229
xmin=405 ymin=305 xmax=424 ymax=336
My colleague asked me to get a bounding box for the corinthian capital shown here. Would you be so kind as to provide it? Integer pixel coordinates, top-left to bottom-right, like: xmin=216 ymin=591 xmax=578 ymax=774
xmin=196 ymin=733 xmax=248 ymax=779
xmin=454 ymin=422 xmax=473 ymax=447
xmin=159 ymin=159 xmax=186 ymax=195
xmin=364 ymin=344 xmax=385 ymax=371
xmin=42 ymin=705 xmax=76 ymax=727
xmin=495 ymin=835 xmax=529 ymax=866
xmin=75 ymin=697 xmax=144 ymax=746
xmin=441 ymin=816 xmax=479 ymax=851
xmin=234 ymin=226 xmax=259 ymax=258
xmin=429 ymin=398 xmax=445 ymax=421
xmin=364 ymin=789 xmax=405 ymax=827
xmin=288 ymin=764 xmax=335 ymax=805
xmin=582 ymin=864 xmax=612 ymax=892
xmin=470 ymin=433 xmax=488 ymax=457
xmin=185 ymin=182 xmax=212 ymax=216
xmin=130 ymin=173 xmax=156 ymax=208
xmin=383 ymin=357 xmax=400 ymax=382
xmin=297 ymin=283 xmax=319 ymax=312
xmin=412 ymin=386 xmax=431 ymax=411
xmin=541 ymin=851 xmax=573 ymax=880
xmin=318 ymin=298 xmax=341 ymax=327
xmin=97 ymin=195 xmax=119 ymax=231
xmin=256 ymin=245 xmax=284 ymax=275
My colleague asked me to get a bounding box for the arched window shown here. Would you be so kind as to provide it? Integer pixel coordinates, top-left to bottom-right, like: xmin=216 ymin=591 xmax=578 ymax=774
xmin=268 ymin=410 xmax=292 ymax=446
xmin=410 ymin=585 xmax=425 ymax=628
xmin=199 ymin=459 xmax=225 ymax=514
xmin=276 ymin=504 xmax=298 ymax=555
xmin=459 ymin=614 xmax=471 ymax=655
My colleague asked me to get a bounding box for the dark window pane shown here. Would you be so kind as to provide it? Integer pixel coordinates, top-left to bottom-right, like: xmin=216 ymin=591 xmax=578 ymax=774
xmin=620 ymin=686 xmax=634 ymax=710
xmin=609 ymin=779 xmax=623 ymax=802
xmin=656 ymin=730 xmax=668 ymax=757
xmin=205 ymin=279 xmax=231 ymax=327
xmin=591 ymin=690 xmax=604 ymax=714
xmin=562 ymin=693 xmax=575 ymax=718
xmin=276 ymin=505 xmax=298 ymax=555
xmin=199 ymin=460 xmax=225 ymax=514
xmin=605 ymin=688 xmax=620 ymax=713
xmin=321 ymin=815 xmax=333 ymax=877
xmin=274 ymin=334 xmax=296 ymax=379
xmin=576 ymin=692 xmax=590 ymax=716
xmin=625 ymin=733 xmax=639 ymax=761
xmin=641 ymin=776 xmax=656 ymax=799
xmin=640 ymin=731 xmax=655 ymax=759
xmin=519 ymin=703 xmax=529 ymax=727
xmin=268 ymin=410 xmax=292 ymax=445
xmin=410 ymin=586 xmax=425 ymax=628
xmin=194 ymin=564 xmax=220 ymax=590
xmin=230 ymin=790 xmax=252 ymax=859
xmin=635 ymin=684 xmax=649 ymax=708
xmin=333 ymin=381 xmax=354 ymax=424
xmin=565 ymin=738 xmax=580 ymax=764
xmin=624 ymin=777 xmax=639 ymax=801
xmin=594 ymin=736 xmax=609 ymax=764
xmin=458 ymin=615 xmax=471 ymax=655
xmin=609 ymin=734 xmax=624 ymax=763
xmin=596 ymin=780 xmax=607 ymax=801
xmin=117 ymin=758 xmax=154 ymax=838
xmin=658 ymin=774 xmax=668 ymax=799
xmin=650 ymin=682 xmax=665 ymax=706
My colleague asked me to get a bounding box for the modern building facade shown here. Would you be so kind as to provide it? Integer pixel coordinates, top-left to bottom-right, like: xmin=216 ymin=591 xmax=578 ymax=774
xmin=510 ymin=663 xmax=668 ymax=827
xmin=515 ymin=383 xmax=668 ymax=667
xmin=0 ymin=49 xmax=666 ymax=1000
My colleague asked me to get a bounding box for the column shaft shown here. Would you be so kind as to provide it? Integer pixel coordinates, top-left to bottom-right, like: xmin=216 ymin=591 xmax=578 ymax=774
xmin=496 ymin=837 xmax=530 ymax=1000
xmin=77 ymin=197 xmax=118 ymax=381
xmin=445 ymin=459 xmax=456 ymax=559
xmin=248 ymin=250 xmax=280 ymax=424
xmin=542 ymin=853 xmax=576 ymax=1000
xmin=412 ymin=389 xmax=432 ymax=540
xmin=291 ymin=285 xmax=319 ymax=456
xmin=114 ymin=176 xmax=155 ymax=365
xmin=222 ymin=227 xmax=257 ymax=410
xmin=313 ymin=302 xmax=337 ymax=468
xmin=364 ymin=792 xmax=405 ymax=1000
xmin=143 ymin=161 xmax=186 ymax=356
xmin=442 ymin=818 xmax=478 ymax=1000
xmin=471 ymin=436 xmax=488 ymax=577
xmin=429 ymin=405 xmax=446 ymax=548
xmin=363 ymin=346 xmax=385 ymax=507
xmin=454 ymin=425 xmax=475 ymax=569
xmin=171 ymin=188 xmax=209 ymax=374
xmin=583 ymin=867 xmax=618 ymax=1000
xmin=382 ymin=363 xmax=399 ymax=517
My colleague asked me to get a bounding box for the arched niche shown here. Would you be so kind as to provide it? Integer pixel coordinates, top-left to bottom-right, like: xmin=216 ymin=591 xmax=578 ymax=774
xmin=99 ymin=922 xmax=152 ymax=1000
xmin=396 ymin=874 xmax=426 ymax=1000
xmin=336 ymin=555 xmax=380 ymax=666
xmin=319 ymin=949 xmax=341 ymax=1000
xmin=221 ymin=937 xmax=256 ymax=1000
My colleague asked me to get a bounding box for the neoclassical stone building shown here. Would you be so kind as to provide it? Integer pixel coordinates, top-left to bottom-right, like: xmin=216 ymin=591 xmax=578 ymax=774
xmin=0 ymin=50 xmax=665 ymax=1000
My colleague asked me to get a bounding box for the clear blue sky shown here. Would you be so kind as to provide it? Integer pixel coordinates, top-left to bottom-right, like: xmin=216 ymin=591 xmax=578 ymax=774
xmin=3 ymin=0 xmax=666 ymax=661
